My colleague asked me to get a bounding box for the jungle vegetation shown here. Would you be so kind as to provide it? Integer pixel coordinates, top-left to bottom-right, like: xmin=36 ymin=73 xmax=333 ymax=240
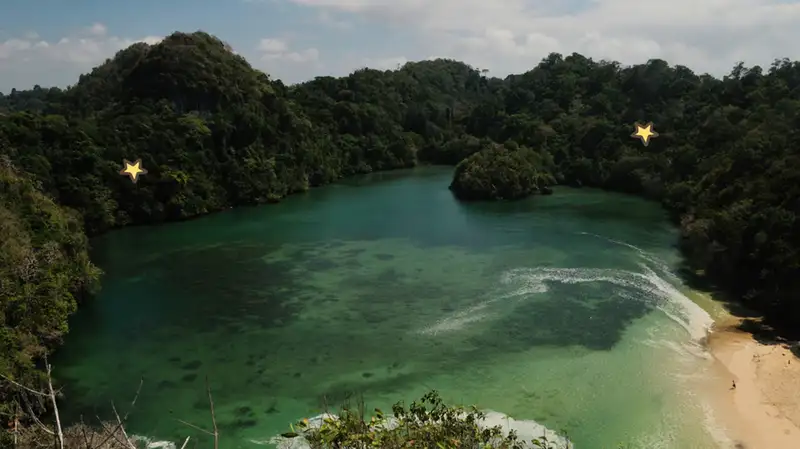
xmin=280 ymin=391 xmax=572 ymax=449
xmin=449 ymin=142 xmax=556 ymax=200
xmin=1 ymin=30 xmax=799 ymax=445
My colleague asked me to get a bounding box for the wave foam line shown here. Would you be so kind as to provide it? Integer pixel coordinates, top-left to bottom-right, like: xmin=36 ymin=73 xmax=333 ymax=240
xmin=577 ymin=231 xmax=677 ymax=282
xmin=500 ymin=264 xmax=712 ymax=342
xmin=418 ymin=238 xmax=714 ymax=345
xmin=418 ymin=301 xmax=491 ymax=335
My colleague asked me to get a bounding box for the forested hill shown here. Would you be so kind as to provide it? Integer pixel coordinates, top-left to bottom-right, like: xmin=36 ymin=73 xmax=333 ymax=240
xmin=1 ymin=30 xmax=799 ymax=432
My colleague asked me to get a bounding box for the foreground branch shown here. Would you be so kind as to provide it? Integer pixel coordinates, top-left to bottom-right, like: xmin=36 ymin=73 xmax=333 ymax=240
xmin=90 ymin=379 xmax=143 ymax=449
xmin=45 ymin=361 xmax=64 ymax=449
xmin=176 ymin=376 xmax=219 ymax=449
xmin=207 ymin=376 xmax=219 ymax=449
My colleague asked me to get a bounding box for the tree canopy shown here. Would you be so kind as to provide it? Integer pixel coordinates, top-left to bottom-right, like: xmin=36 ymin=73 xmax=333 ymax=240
xmin=0 ymin=155 xmax=99 ymax=423
xmin=1 ymin=30 xmax=800 ymax=441
xmin=450 ymin=143 xmax=555 ymax=200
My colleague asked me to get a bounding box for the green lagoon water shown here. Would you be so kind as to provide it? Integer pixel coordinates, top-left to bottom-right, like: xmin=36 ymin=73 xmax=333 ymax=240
xmin=54 ymin=167 xmax=732 ymax=448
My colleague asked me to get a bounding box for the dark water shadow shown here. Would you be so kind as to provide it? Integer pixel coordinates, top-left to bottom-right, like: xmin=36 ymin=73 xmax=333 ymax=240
xmin=676 ymin=263 xmax=761 ymax=318
xmin=676 ymin=261 xmax=800 ymax=343
xmin=471 ymin=283 xmax=649 ymax=354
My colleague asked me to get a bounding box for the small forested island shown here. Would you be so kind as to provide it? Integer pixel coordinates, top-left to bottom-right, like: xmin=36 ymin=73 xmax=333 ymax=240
xmin=1 ymin=30 xmax=799 ymax=448
xmin=449 ymin=143 xmax=556 ymax=200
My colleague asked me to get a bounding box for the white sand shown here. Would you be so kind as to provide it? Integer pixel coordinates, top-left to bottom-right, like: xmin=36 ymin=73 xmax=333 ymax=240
xmin=706 ymin=324 xmax=800 ymax=448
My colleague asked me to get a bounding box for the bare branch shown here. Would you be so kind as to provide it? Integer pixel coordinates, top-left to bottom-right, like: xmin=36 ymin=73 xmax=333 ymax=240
xmin=17 ymin=396 xmax=55 ymax=436
xmin=206 ymin=376 xmax=219 ymax=449
xmin=175 ymin=377 xmax=219 ymax=448
xmin=123 ymin=378 xmax=144 ymax=419
xmin=179 ymin=436 xmax=191 ymax=449
xmin=22 ymin=398 xmax=55 ymax=436
xmin=111 ymin=402 xmax=137 ymax=449
xmin=45 ymin=361 xmax=65 ymax=449
xmin=90 ymin=378 xmax=143 ymax=449
xmin=176 ymin=419 xmax=215 ymax=436
xmin=98 ymin=419 xmax=131 ymax=449
xmin=91 ymin=421 xmax=127 ymax=449
xmin=12 ymin=402 xmax=18 ymax=448
xmin=80 ymin=416 xmax=94 ymax=449
xmin=0 ymin=373 xmax=49 ymax=397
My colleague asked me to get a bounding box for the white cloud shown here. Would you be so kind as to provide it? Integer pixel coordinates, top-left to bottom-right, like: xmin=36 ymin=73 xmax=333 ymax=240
xmin=286 ymin=0 xmax=800 ymax=77
xmin=361 ymin=56 xmax=407 ymax=70
xmin=0 ymin=39 xmax=33 ymax=59
xmin=0 ymin=24 xmax=161 ymax=92
xmin=87 ymin=23 xmax=108 ymax=36
xmin=254 ymin=37 xmax=322 ymax=81
xmin=257 ymin=38 xmax=319 ymax=63
xmin=316 ymin=10 xmax=351 ymax=29
xmin=258 ymin=38 xmax=288 ymax=53
xmin=286 ymin=48 xmax=320 ymax=63
xmin=7 ymin=0 xmax=800 ymax=90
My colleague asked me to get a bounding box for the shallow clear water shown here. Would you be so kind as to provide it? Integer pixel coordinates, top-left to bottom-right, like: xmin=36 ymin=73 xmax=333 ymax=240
xmin=54 ymin=167 xmax=728 ymax=448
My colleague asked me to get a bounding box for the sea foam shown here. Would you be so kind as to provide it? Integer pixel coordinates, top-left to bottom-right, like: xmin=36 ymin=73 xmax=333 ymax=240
xmin=130 ymin=435 xmax=176 ymax=449
xmin=418 ymin=233 xmax=714 ymax=346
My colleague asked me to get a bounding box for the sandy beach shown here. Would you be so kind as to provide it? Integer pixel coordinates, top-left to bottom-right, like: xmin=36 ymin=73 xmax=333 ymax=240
xmin=706 ymin=321 xmax=800 ymax=449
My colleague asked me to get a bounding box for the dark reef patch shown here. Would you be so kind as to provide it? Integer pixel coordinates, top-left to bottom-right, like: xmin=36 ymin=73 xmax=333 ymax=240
xmin=158 ymin=380 xmax=177 ymax=390
xmin=234 ymin=406 xmax=254 ymax=417
xmin=182 ymin=360 xmax=202 ymax=370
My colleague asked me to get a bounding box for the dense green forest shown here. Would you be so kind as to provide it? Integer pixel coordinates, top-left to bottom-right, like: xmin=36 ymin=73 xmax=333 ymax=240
xmin=1 ymin=30 xmax=799 ymax=441
xmin=0 ymin=156 xmax=100 ymax=423
xmin=449 ymin=143 xmax=556 ymax=200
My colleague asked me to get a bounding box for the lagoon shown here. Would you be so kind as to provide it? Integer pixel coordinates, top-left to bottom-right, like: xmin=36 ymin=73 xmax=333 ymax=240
xmin=54 ymin=167 xmax=728 ymax=448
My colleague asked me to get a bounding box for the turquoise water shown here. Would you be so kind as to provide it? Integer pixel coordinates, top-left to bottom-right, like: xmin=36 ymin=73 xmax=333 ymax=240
xmin=54 ymin=167 xmax=726 ymax=448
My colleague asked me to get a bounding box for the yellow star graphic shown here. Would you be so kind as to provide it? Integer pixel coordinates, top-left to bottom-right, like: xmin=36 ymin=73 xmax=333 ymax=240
xmin=120 ymin=159 xmax=147 ymax=183
xmin=631 ymin=122 xmax=659 ymax=147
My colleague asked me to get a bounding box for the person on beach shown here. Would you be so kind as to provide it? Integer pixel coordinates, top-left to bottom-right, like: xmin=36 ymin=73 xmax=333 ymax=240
xmin=731 ymin=380 xmax=736 ymax=390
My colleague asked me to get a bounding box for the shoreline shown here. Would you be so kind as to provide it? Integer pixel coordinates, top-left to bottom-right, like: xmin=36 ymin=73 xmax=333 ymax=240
xmin=704 ymin=319 xmax=800 ymax=448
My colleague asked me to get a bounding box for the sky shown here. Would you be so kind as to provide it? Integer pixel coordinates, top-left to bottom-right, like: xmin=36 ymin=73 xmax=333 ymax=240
xmin=1 ymin=0 xmax=799 ymax=92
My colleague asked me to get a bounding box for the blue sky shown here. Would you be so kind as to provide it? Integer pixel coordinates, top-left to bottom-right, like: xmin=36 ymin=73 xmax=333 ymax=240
xmin=1 ymin=0 xmax=799 ymax=92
